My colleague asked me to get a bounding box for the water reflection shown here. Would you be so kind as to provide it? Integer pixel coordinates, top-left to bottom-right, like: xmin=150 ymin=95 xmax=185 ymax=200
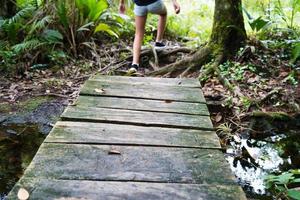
xmin=225 ymin=131 xmax=300 ymax=199
xmin=0 ymin=123 xmax=46 ymax=199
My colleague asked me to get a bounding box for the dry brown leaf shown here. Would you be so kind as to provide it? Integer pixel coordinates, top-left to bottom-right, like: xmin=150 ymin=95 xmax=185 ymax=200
xmin=215 ymin=113 xmax=223 ymax=123
xmin=164 ymin=100 xmax=174 ymax=103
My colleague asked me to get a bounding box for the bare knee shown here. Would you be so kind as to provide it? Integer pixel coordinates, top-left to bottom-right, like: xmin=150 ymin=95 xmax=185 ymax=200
xmin=160 ymin=12 xmax=167 ymax=18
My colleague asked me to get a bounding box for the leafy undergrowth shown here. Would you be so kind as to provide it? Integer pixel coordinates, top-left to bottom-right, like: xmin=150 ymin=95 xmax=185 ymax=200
xmin=0 ymin=39 xmax=188 ymax=104
xmin=205 ymin=35 xmax=299 ymax=145
xmin=203 ymin=34 xmax=300 ymax=199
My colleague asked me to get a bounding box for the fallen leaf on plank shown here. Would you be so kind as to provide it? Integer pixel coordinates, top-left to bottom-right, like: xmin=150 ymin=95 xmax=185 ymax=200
xmin=94 ymin=88 xmax=105 ymax=94
xmin=17 ymin=188 xmax=29 ymax=200
xmin=164 ymin=100 xmax=174 ymax=103
xmin=108 ymin=150 xmax=121 ymax=155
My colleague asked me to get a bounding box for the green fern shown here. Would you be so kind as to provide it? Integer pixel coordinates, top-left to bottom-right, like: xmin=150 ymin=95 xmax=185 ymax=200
xmin=0 ymin=40 xmax=9 ymax=51
xmin=8 ymin=6 xmax=35 ymax=24
xmin=12 ymin=39 xmax=45 ymax=53
xmin=29 ymin=15 xmax=53 ymax=35
xmin=42 ymin=29 xmax=63 ymax=43
xmin=56 ymin=0 xmax=70 ymax=28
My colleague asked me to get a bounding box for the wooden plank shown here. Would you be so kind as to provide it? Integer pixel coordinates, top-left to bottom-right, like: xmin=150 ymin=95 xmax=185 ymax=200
xmin=91 ymin=75 xmax=201 ymax=88
xmin=75 ymin=96 xmax=209 ymax=115
xmin=45 ymin=121 xmax=221 ymax=148
xmin=80 ymin=80 xmax=205 ymax=103
xmin=7 ymin=178 xmax=247 ymax=200
xmin=61 ymin=106 xmax=213 ymax=130
xmin=23 ymin=143 xmax=236 ymax=185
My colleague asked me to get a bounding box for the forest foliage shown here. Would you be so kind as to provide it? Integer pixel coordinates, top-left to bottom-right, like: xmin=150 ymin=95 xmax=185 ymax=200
xmin=0 ymin=0 xmax=132 ymax=73
xmin=0 ymin=0 xmax=299 ymax=75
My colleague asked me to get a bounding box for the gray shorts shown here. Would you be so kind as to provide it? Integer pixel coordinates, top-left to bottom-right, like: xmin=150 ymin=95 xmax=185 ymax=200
xmin=134 ymin=0 xmax=167 ymax=16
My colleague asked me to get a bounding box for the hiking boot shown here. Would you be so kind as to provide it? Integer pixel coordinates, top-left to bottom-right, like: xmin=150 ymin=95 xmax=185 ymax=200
xmin=154 ymin=41 xmax=166 ymax=50
xmin=127 ymin=63 xmax=139 ymax=73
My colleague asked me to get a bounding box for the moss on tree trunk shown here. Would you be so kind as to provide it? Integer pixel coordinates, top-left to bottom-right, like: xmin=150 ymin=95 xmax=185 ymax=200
xmin=210 ymin=0 xmax=247 ymax=57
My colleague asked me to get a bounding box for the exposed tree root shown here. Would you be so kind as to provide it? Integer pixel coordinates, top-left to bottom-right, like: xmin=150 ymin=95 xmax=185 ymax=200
xmin=200 ymin=55 xmax=244 ymax=96
xmin=124 ymin=47 xmax=193 ymax=62
xmin=146 ymin=46 xmax=212 ymax=76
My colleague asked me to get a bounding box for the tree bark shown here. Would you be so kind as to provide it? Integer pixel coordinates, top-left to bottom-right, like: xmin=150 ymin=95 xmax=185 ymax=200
xmin=210 ymin=0 xmax=247 ymax=58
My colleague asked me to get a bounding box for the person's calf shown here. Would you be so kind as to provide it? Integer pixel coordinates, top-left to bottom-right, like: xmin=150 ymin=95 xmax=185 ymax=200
xmin=156 ymin=14 xmax=167 ymax=42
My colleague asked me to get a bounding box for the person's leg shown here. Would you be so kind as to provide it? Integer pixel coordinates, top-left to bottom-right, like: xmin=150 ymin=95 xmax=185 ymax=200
xmin=132 ymin=15 xmax=147 ymax=65
xmin=148 ymin=0 xmax=167 ymax=43
xmin=156 ymin=13 xmax=167 ymax=42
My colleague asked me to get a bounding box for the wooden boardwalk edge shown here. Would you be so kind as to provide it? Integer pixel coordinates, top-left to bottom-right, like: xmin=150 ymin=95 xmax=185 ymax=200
xmin=7 ymin=75 xmax=246 ymax=200
xmin=9 ymin=178 xmax=246 ymax=200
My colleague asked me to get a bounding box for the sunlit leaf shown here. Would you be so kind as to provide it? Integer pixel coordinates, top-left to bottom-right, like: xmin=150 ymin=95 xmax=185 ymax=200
xmin=77 ymin=22 xmax=94 ymax=32
xmin=94 ymin=23 xmax=118 ymax=38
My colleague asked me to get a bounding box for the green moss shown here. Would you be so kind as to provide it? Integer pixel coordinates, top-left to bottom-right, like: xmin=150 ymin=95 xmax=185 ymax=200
xmin=0 ymin=96 xmax=54 ymax=114
xmin=0 ymin=103 xmax=12 ymax=113
xmin=19 ymin=96 xmax=54 ymax=113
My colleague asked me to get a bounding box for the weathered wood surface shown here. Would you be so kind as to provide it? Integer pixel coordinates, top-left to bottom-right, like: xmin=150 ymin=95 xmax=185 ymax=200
xmin=9 ymin=179 xmax=246 ymax=200
xmin=46 ymin=121 xmax=221 ymax=148
xmin=90 ymin=74 xmax=201 ymax=88
xmin=61 ymin=106 xmax=213 ymax=130
xmin=80 ymin=80 xmax=206 ymax=103
xmin=24 ymin=143 xmax=235 ymax=184
xmin=7 ymin=75 xmax=246 ymax=200
xmin=75 ymin=95 xmax=209 ymax=115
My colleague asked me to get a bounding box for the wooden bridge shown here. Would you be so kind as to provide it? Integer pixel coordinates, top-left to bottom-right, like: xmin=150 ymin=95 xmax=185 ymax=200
xmin=7 ymin=75 xmax=246 ymax=200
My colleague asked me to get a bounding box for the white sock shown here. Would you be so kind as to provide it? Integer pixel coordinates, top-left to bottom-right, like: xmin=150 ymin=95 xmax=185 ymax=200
xmin=132 ymin=63 xmax=139 ymax=66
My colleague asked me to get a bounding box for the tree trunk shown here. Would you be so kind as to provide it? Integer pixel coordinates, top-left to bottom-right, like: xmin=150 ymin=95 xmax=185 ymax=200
xmin=210 ymin=0 xmax=247 ymax=57
xmin=147 ymin=0 xmax=247 ymax=77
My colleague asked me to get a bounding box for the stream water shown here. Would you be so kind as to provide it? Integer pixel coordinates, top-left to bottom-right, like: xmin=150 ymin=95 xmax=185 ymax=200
xmin=0 ymin=98 xmax=67 ymax=199
xmin=225 ymin=130 xmax=300 ymax=199
xmin=0 ymin=124 xmax=46 ymax=199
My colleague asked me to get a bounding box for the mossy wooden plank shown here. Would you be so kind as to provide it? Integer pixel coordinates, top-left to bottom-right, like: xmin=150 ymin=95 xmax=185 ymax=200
xmin=80 ymin=80 xmax=205 ymax=103
xmin=61 ymin=106 xmax=213 ymax=130
xmin=45 ymin=121 xmax=221 ymax=148
xmin=75 ymin=96 xmax=209 ymax=115
xmin=7 ymin=178 xmax=247 ymax=200
xmin=24 ymin=143 xmax=235 ymax=185
xmin=91 ymin=75 xmax=201 ymax=88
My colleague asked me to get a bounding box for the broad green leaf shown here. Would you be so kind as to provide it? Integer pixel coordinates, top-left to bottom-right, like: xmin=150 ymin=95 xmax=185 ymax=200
xmin=249 ymin=17 xmax=270 ymax=32
xmin=278 ymin=173 xmax=294 ymax=185
xmin=291 ymin=43 xmax=300 ymax=63
xmin=287 ymin=189 xmax=300 ymax=200
xmin=292 ymin=178 xmax=300 ymax=183
xmin=89 ymin=0 xmax=108 ymax=21
xmin=76 ymin=0 xmax=90 ymax=18
xmin=94 ymin=23 xmax=118 ymax=38
xmin=291 ymin=170 xmax=300 ymax=175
